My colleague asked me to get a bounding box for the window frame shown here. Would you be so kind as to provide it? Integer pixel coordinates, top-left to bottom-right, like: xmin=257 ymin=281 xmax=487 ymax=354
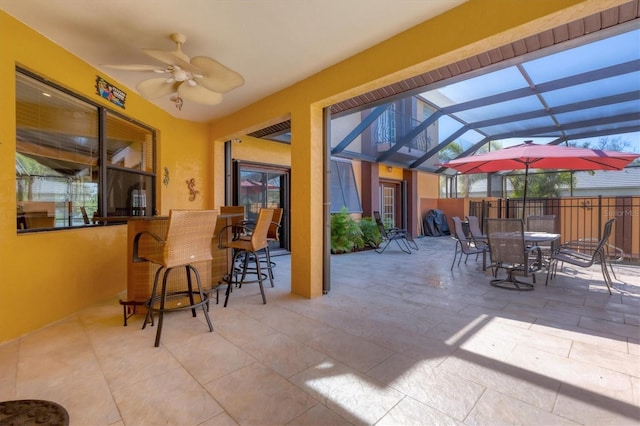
xmin=15 ymin=67 xmax=156 ymax=232
xmin=329 ymin=158 xmax=362 ymax=214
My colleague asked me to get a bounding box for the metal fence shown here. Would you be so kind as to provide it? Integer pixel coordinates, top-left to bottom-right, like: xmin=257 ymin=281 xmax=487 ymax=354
xmin=469 ymin=195 xmax=640 ymax=263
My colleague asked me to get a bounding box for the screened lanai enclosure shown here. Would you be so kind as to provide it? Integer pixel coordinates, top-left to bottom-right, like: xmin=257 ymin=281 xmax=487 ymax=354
xmin=248 ymin=2 xmax=640 ymax=260
xmin=252 ymin=5 xmax=639 ymax=199
xmin=327 ymin=20 xmax=639 ymax=198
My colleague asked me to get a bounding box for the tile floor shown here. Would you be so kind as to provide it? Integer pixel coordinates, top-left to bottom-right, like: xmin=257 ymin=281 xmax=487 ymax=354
xmin=1 ymin=236 xmax=639 ymax=425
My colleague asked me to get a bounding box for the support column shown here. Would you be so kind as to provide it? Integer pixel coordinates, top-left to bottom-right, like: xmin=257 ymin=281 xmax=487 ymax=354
xmin=403 ymin=168 xmax=419 ymax=237
xmin=361 ymin=161 xmax=380 ymax=217
xmin=290 ymin=105 xmax=324 ymax=298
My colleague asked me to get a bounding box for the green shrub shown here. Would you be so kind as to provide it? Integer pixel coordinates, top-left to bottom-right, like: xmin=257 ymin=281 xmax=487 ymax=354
xmin=330 ymin=207 xmax=364 ymax=253
xmin=359 ymin=216 xmax=381 ymax=248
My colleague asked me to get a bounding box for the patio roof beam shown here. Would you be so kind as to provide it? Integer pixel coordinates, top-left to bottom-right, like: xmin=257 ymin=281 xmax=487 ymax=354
xmin=435 ymin=122 xmax=640 ymax=174
xmin=432 ymin=136 xmax=492 ymax=173
xmin=467 ymin=90 xmax=640 ymax=130
xmin=552 ymin=124 xmax=640 ymax=144
xmin=409 ymin=126 xmax=470 ymax=169
xmin=331 ymin=104 xmax=390 ymax=155
xmin=483 ymin=112 xmax=640 ymax=141
xmin=332 ymin=151 xmax=379 ymax=163
xmin=377 ymin=111 xmax=443 ymax=162
xmin=441 ymin=59 xmax=640 ymax=115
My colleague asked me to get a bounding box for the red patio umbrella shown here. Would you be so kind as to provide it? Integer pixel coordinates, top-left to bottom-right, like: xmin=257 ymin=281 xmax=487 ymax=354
xmin=441 ymin=141 xmax=640 ymax=219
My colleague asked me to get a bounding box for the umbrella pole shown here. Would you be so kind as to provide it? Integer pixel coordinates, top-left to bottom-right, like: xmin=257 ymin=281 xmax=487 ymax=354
xmin=522 ymin=164 xmax=529 ymax=221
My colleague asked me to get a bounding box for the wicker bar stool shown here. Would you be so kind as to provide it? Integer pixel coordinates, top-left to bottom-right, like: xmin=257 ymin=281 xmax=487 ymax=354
xmin=219 ymin=208 xmax=274 ymax=307
xmin=237 ymin=207 xmax=283 ymax=284
xmin=133 ymin=209 xmax=218 ymax=347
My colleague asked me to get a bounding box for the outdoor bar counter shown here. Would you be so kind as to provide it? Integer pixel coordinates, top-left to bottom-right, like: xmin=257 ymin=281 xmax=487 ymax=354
xmin=102 ymin=212 xmax=243 ymax=324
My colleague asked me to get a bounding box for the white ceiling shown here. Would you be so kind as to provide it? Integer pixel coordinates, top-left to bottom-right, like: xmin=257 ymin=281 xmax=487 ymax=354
xmin=0 ymin=0 xmax=466 ymax=122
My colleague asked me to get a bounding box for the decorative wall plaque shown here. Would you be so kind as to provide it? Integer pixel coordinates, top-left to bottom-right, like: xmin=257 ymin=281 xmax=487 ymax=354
xmin=96 ymin=76 xmax=126 ymax=108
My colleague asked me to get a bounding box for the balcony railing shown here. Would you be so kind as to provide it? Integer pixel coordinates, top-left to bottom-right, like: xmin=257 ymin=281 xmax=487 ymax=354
xmin=373 ymin=109 xmax=430 ymax=151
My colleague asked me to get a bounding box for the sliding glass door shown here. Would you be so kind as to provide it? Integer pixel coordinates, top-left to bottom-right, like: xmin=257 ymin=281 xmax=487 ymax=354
xmin=234 ymin=162 xmax=290 ymax=253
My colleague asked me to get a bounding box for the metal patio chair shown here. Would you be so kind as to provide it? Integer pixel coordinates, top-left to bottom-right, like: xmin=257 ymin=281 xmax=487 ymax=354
xmin=373 ymin=211 xmax=418 ymax=254
xmin=451 ymin=216 xmax=490 ymax=270
xmin=486 ymin=218 xmax=542 ymax=291
xmin=547 ymin=218 xmax=616 ymax=294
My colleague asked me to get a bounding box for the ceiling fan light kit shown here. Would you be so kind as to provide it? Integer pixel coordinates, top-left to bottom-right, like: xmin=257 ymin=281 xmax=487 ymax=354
xmin=104 ymin=33 xmax=243 ymax=110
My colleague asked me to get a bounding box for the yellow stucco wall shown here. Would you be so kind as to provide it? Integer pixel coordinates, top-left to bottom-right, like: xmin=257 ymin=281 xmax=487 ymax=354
xmin=0 ymin=0 xmax=625 ymax=342
xmin=378 ymin=165 xmax=404 ymax=180
xmin=230 ymin=136 xmax=291 ymax=169
xmin=0 ymin=11 xmax=211 ymax=343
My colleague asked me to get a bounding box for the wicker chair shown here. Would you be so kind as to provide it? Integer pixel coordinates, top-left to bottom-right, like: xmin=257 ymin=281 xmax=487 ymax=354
xmin=133 ymin=209 xmax=218 ymax=347
xmin=219 ymin=208 xmax=274 ymax=306
xmin=486 ymin=218 xmax=542 ymax=291
xmin=451 ymin=216 xmax=490 ymax=270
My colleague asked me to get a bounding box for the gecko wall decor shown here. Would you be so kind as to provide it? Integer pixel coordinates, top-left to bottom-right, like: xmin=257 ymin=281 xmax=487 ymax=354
xmin=186 ymin=178 xmax=199 ymax=201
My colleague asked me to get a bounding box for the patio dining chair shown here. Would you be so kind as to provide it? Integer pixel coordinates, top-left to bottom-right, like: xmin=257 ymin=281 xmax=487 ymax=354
xmin=373 ymin=211 xmax=418 ymax=254
xmin=485 ymin=218 xmax=542 ymax=291
xmin=526 ymin=214 xmax=557 ymax=265
xmin=450 ymin=216 xmax=490 ymax=270
xmin=466 ymin=215 xmax=487 ymax=242
xmin=547 ymin=218 xmax=616 ymax=294
xmin=526 ymin=215 xmax=557 ymax=233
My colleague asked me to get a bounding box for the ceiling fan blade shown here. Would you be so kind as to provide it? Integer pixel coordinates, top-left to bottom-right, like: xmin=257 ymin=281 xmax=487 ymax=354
xmin=102 ymin=64 xmax=166 ymax=72
xmin=136 ymin=77 xmax=178 ymax=99
xmin=178 ymin=83 xmax=223 ymax=105
xmin=142 ymin=48 xmax=202 ymax=75
xmin=190 ymin=56 xmax=244 ymax=93
xmin=142 ymin=48 xmax=186 ymax=64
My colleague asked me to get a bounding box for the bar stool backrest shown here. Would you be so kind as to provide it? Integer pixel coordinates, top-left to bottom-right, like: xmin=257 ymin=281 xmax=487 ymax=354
xmin=250 ymin=208 xmax=275 ymax=250
xmin=161 ymin=209 xmax=218 ymax=268
xmin=267 ymin=208 xmax=283 ymax=241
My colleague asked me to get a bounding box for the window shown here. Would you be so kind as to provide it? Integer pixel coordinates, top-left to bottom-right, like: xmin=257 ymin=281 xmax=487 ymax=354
xmin=330 ymin=158 xmax=362 ymax=213
xmin=380 ymin=185 xmax=395 ymax=227
xmin=105 ymin=112 xmax=154 ymax=217
xmin=15 ymin=69 xmax=155 ymax=231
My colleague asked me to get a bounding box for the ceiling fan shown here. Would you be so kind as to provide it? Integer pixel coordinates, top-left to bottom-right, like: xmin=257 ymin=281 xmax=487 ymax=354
xmin=104 ymin=33 xmax=244 ymax=109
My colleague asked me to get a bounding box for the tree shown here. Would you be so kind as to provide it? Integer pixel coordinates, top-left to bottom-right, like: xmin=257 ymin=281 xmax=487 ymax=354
xmin=570 ymin=135 xmax=632 ymax=152
xmin=508 ymin=171 xmax=574 ymax=198
xmin=441 ymin=141 xmax=502 ymax=197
